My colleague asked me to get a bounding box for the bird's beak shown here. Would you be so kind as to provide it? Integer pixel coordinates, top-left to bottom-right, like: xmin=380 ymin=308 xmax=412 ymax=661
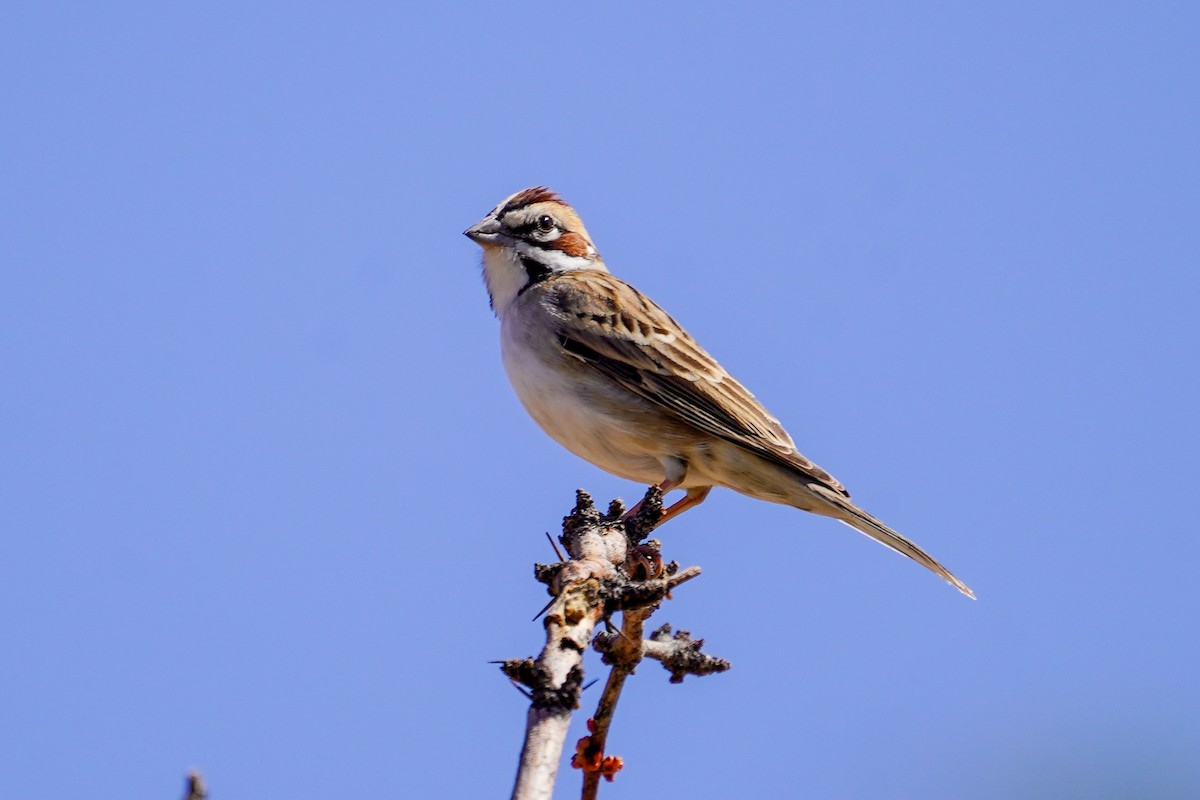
xmin=464 ymin=216 xmax=505 ymax=246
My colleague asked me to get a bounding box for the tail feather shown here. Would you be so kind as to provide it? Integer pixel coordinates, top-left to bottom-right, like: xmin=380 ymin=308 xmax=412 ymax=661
xmin=808 ymin=485 xmax=975 ymax=598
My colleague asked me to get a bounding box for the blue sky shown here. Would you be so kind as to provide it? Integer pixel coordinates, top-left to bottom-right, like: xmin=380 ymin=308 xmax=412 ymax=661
xmin=2 ymin=2 xmax=1197 ymax=798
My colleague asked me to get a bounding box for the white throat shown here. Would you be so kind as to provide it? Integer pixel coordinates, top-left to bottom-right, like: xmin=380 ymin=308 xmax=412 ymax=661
xmin=480 ymin=244 xmax=607 ymax=318
xmin=480 ymin=246 xmax=531 ymax=318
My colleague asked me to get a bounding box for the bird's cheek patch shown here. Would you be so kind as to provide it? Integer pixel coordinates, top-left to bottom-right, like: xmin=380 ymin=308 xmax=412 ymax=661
xmin=552 ymin=232 xmax=593 ymax=258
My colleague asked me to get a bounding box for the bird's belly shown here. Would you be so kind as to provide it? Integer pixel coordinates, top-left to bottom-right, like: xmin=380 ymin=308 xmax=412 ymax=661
xmin=500 ymin=334 xmax=667 ymax=485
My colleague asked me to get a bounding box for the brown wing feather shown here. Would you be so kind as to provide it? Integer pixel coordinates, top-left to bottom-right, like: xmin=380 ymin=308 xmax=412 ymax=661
xmin=542 ymin=271 xmax=849 ymax=497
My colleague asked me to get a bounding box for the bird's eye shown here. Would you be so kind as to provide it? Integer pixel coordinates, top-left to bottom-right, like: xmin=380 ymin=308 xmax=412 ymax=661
xmin=536 ymin=215 xmax=555 ymax=232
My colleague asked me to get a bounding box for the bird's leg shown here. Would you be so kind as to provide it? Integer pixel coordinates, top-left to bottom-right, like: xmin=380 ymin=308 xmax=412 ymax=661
xmin=622 ymin=481 xmax=712 ymax=527
xmin=621 ymin=480 xmax=675 ymax=521
xmin=656 ymin=486 xmax=712 ymax=526
xmin=623 ymin=458 xmax=709 ymax=527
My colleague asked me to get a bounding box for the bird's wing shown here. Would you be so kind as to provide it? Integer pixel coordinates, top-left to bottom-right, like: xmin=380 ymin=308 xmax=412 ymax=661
xmin=542 ymin=270 xmax=849 ymax=497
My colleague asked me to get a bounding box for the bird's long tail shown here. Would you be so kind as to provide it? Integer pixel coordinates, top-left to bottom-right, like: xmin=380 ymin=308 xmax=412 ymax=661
xmin=807 ymin=484 xmax=975 ymax=598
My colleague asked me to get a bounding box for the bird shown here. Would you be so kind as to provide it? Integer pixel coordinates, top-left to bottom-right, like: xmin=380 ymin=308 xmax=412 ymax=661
xmin=464 ymin=187 xmax=973 ymax=598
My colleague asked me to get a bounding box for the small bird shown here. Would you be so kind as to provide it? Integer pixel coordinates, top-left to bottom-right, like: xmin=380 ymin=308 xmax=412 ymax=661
xmin=465 ymin=187 xmax=973 ymax=597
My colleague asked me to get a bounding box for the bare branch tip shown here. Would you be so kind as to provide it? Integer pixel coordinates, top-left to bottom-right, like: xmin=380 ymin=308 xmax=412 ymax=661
xmin=183 ymin=771 xmax=207 ymax=800
xmin=623 ymin=486 xmax=665 ymax=542
xmin=644 ymin=624 xmax=731 ymax=683
xmin=604 ymin=498 xmax=626 ymax=520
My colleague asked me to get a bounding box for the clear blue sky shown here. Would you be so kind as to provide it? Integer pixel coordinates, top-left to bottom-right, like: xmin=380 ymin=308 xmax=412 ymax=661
xmin=3 ymin=3 xmax=1197 ymax=798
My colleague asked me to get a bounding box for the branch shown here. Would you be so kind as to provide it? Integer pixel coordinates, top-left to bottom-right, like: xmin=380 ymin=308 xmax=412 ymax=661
xmin=576 ymin=605 xmax=650 ymax=799
xmin=503 ymin=491 xmax=636 ymax=800
xmin=182 ymin=771 xmax=206 ymax=800
xmin=642 ymin=624 xmax=731 ymax=684
xmin=501 ymin=487 xmax=728 ymax=800
xmin=581 ymin=568 xmax=726 ymax=799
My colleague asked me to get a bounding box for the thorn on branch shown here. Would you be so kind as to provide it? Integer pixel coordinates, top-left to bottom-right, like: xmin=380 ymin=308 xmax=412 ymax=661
xmin=530 ymin=596 xmax=556 ymax=621
xmin=544 ymin=530 xmax=565 ymax=561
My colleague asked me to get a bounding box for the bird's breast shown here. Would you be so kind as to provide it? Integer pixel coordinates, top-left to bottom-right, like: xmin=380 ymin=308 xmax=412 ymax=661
xmin=498 ymin=314 xmax=673 ymax=486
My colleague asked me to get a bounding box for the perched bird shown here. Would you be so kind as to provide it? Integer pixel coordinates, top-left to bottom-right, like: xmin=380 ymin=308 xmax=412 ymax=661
xmin=465 ymin=187 xmax=973 ymax=597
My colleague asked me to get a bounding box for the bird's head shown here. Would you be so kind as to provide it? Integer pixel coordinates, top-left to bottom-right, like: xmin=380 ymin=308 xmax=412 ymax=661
xmin=465 ymin=187 xmax=606 ymax=315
